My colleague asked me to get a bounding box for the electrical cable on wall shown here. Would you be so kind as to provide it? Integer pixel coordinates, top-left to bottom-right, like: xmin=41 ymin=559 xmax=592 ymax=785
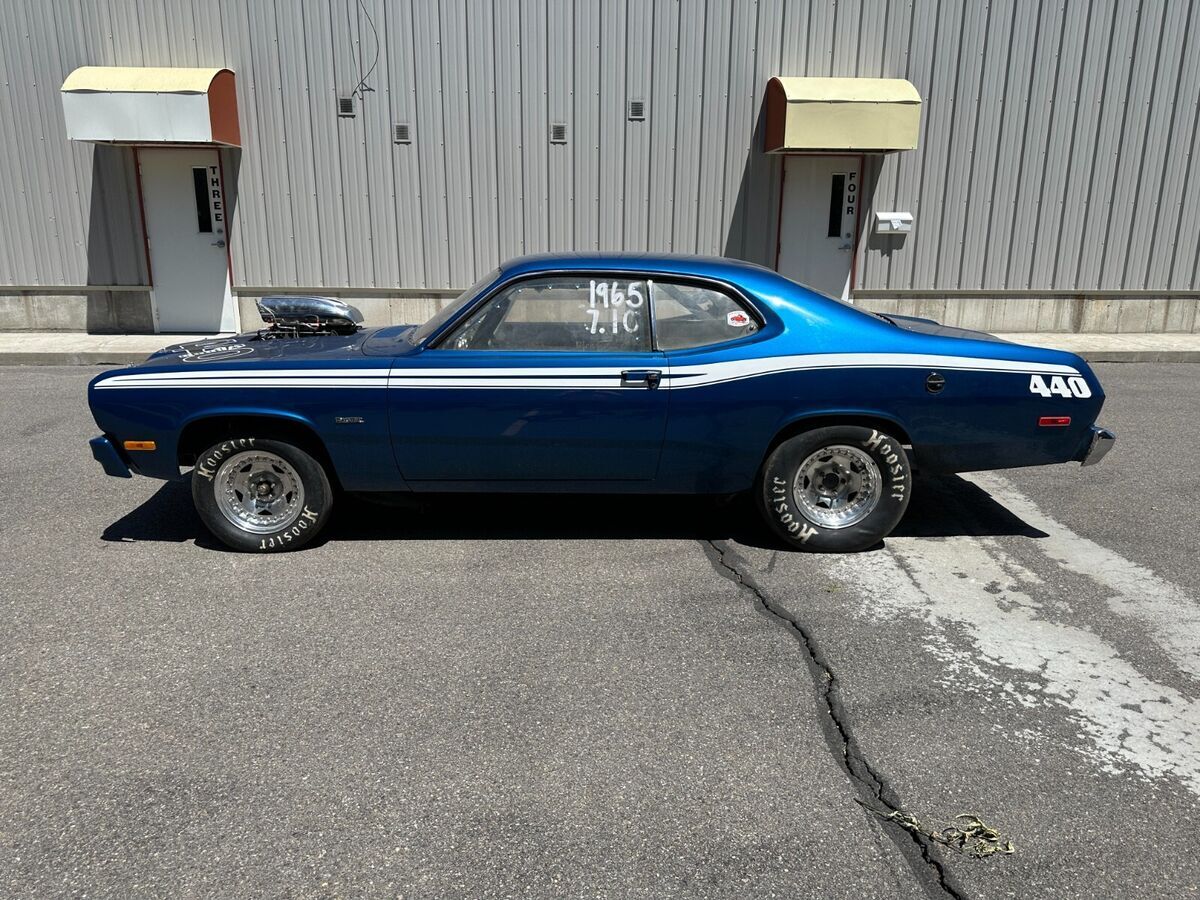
xmin=347 ymin=0 xmax=380 ymax=100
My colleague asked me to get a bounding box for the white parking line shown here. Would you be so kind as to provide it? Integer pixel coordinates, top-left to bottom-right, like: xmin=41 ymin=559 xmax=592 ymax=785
xmin=967 ymin=471 xmax=1200 ymax=681
xmin=828 ymin=477 xmax=1200 ymax=794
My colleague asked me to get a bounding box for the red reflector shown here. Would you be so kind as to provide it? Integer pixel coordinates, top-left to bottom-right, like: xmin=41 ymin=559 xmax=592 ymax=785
xmin=1038 ymin=416 xmax=1071 ymax=427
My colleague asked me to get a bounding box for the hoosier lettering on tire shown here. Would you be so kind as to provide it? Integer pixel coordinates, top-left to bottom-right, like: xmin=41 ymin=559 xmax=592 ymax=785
xmin=190 ymin=437 xmax=333 ymax=552
xmin=758 ymin=425 xmax=912 ymax=553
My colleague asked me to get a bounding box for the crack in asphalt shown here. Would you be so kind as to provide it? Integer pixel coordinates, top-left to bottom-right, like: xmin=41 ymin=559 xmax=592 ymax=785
xmin=701 ymin=539 xmax=967 ymax=900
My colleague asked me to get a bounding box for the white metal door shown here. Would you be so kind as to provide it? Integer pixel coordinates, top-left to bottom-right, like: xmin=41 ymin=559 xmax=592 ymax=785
xmin=139 ymin=148 xmax=237 ymax=333
xmin=776 ymin=156 xmax=859 ymax=301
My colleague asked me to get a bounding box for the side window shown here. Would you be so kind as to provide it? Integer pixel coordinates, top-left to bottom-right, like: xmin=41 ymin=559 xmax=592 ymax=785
xmin=444 ymin=277 xmax=651 ymax=352
xmin=653 ymin=282 xmax=760 ymax=350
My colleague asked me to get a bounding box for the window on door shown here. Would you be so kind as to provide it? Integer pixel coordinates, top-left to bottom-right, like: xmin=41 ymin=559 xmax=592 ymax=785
xmin=444 ymin=276 xmax=651 ymax=351
xmin=191 ymin=167 xmax=213 ymax=233
xmin=827 ymin=173 xmax=846 ymax=237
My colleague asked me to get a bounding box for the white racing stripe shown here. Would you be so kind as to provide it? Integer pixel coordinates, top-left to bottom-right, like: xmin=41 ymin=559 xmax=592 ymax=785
xmin=826 ymin=474 xmax=1200 ymax=794
xmin=387 ymin=378 xmax=625 ymax=389
xmin=97 ymin=380 xmax=390 ymax=389
xmin=94 ymin=352 xmax=1079 ymax=390
xmin=669 ymin=352 xmax=1079 ymax=390
xmin=99 ymin=368 xmax=389 ymax=381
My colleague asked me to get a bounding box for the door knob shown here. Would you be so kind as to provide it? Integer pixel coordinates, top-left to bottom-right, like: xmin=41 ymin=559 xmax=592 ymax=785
xmin=212 ymin=239 xmax=226 ymax=248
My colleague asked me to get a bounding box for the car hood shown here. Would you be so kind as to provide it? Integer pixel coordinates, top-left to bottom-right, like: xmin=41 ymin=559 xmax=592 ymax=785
xmin=134 ymin=328 xmax=403 ymax=368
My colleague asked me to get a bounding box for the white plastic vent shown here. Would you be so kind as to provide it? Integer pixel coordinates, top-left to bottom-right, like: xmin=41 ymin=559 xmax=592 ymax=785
xmin=337 ymin=96 xmax=356 ymax=117
xmin=549 ymin=122 xmax=568 ymax=143
xmin=393 ymin=123 xmax=411 ymax=143
xmin=628 ymin=100 xmax=646 ymax=121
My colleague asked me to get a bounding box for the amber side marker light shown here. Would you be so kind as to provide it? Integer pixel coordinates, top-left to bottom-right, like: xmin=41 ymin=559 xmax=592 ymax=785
xmin=1038 ymin=416 xmax=1071 ymax=427
xmin=123 ymin=440 xmax=157 ymax=451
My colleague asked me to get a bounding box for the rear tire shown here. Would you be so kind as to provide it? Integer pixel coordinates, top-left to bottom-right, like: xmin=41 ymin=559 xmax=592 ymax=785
xmin=758 ymin=425 xmax=911 ymax=553
xmin=191 ymin=437 xmax=332 ymax=552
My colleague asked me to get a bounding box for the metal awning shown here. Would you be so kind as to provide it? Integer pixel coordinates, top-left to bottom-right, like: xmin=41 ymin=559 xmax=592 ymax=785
xmin=764 ymin=77 xmax=921 ymax=153
xmin=60 ymin=67 xmax=240 ymax=147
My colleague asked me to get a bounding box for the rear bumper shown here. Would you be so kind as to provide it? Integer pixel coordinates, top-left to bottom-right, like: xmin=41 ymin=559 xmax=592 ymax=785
xmin=90 ymin=435 xmax=132 ymax=478
xmin=1080 ymin=426 xmax=1116 ymax=467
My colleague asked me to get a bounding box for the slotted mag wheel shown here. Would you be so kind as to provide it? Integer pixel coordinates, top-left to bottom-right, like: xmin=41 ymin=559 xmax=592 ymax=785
xmin=214 ymin=450 xmax=306 ymax=534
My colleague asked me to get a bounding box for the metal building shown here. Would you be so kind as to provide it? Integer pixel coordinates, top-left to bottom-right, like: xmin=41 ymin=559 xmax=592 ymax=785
xmin=1 ymin=0 xmax=1198 ymax=335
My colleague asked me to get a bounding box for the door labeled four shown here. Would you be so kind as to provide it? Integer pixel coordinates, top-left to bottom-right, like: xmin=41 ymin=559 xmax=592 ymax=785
xmin=138 ymin=147 xmax=237 ymax=333
xmin=776 ymin=155 xmax=859 ymax=300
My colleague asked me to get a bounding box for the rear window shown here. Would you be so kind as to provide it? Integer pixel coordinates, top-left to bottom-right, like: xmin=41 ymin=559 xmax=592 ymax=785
xmin=653 ymin=282 xmax=759 ymax=350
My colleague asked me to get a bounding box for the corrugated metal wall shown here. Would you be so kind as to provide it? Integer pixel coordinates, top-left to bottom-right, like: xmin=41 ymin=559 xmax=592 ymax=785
xmin=1 ymin=0 xmax=1198 ymax=295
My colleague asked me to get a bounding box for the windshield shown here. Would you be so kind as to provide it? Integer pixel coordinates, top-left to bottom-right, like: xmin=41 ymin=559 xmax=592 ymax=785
xmin=409 ymin=267 xmax=501 ymax=344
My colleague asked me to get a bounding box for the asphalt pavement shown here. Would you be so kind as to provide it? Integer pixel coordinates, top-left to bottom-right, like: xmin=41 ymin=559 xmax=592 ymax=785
xmin=1 ymin=364 xmax=1197 ymax=898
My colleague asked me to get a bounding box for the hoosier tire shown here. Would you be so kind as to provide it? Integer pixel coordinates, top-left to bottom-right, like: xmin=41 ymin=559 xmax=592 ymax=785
xmin=759 ymin=425 xmax=912 ymax=553
xmin=191 ymin=437 xmax=333 ymax=552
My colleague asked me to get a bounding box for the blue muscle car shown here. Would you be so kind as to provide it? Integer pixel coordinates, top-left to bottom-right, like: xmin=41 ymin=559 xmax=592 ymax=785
xmin=88 ymin=254 xmax=1114 ymax=552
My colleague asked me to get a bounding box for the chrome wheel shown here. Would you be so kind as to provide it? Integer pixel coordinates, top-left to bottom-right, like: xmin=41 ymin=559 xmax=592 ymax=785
xmin=792 ymin=444 xmax=882 ymax=530
xmin=213 ymin=450 xmax=306 ymax=534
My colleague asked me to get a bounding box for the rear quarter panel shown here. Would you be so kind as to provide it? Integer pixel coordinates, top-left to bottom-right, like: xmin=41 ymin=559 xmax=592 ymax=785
xmin=658 ymin=274 xmax=1105 ymax=488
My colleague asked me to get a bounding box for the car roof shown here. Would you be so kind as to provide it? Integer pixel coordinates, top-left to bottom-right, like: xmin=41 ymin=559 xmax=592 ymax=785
xmin=497 ymin=252 xmax=779 ymax=283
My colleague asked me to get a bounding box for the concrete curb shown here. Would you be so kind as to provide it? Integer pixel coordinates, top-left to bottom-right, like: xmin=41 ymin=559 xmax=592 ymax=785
xmin=0 ymin=352 xmax=162 ymax=366
xmin=1076 ymin=350 xmax=1200 ymax=363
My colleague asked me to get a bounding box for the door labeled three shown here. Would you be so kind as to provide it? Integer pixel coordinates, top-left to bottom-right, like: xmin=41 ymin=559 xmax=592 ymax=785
xmin=138 ymin=148 xmax=237 ymax=333
xmin=776 ymin=156 xmax=859 ymax=301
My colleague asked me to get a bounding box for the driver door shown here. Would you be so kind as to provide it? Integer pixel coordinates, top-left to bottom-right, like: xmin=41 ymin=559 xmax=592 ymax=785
xmin=389 ymin=275 xmax=669 ymax=483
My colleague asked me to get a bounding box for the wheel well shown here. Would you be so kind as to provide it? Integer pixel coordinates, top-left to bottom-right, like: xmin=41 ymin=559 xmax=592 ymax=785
xmin=177 ymin=415 xmax=341 ymax=489
xmin=766 ymin=414 xmax=913 ymax=455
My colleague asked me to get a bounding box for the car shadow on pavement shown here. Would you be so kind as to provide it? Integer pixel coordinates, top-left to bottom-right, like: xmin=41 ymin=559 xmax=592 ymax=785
xmin=100 ymin=471 xmax=1045 ymax=550
xmin=894 ymin=472 xmax=1047 ymax=539
xmin=99 ymin=479 xmax=225 ymax=550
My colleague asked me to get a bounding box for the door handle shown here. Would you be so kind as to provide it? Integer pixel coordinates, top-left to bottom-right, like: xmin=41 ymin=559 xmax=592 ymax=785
xmin=212 ymin=239 xmax=226 ymax=248
xmin=621 ymin=369 xmax=662 ymax=389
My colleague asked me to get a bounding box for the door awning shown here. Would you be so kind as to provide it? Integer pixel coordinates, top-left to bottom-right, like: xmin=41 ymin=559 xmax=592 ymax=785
xmin=60 ymin=67 xmax=240 ymax=147
xmin=764 ymin=77 xmax=920 ymax=153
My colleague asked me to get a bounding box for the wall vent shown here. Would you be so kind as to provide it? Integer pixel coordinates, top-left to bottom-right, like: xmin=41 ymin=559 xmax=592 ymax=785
xmin=549 ymin=122 xmax=568 ymax=143
xmin=393 ymin=123 xmax=411 ymax=143
xmin=337 ymin=95 xmax=356 ymax=117
xmin=628 ymin=99 xmax=646 ymax=121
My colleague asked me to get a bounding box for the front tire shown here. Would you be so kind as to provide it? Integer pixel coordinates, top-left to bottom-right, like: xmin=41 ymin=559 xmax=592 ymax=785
xmin=191 ymin=437 xmax=333 ymax=552
xmin=758 ymin=426 xmax=912 ymax=553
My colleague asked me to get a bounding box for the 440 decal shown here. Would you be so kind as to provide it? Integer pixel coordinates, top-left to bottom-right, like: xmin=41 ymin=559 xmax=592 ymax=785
xmin=1029 ymin=373 xmax=1092 ymax=399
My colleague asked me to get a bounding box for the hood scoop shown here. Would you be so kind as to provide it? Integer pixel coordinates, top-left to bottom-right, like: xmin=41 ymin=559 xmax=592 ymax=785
xmin=255 ymin=295 xmax=364 ymax=337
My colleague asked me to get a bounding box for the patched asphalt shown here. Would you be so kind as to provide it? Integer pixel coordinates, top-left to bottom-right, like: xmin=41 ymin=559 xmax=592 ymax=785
xmin=1 ymin=364 xmax=1197 ymax=898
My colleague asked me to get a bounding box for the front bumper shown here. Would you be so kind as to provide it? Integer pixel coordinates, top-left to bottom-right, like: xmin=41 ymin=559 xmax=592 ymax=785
xmin=1080 ymin=426 xmax=1116 ymax=467
xmin=90 ymin=435 xmax=132 ymax=478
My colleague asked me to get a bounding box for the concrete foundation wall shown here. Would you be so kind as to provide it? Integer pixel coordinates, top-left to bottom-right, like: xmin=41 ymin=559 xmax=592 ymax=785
xmin=856 ymin=295 xmax=1200 ymax=334
xmin=0 ymin=290 xmax=154 ymax=333
xmin=5 ymin=290 xmax=1198 ymax=335
xmin=238 ymin=292 xmax=1200 ymax=335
